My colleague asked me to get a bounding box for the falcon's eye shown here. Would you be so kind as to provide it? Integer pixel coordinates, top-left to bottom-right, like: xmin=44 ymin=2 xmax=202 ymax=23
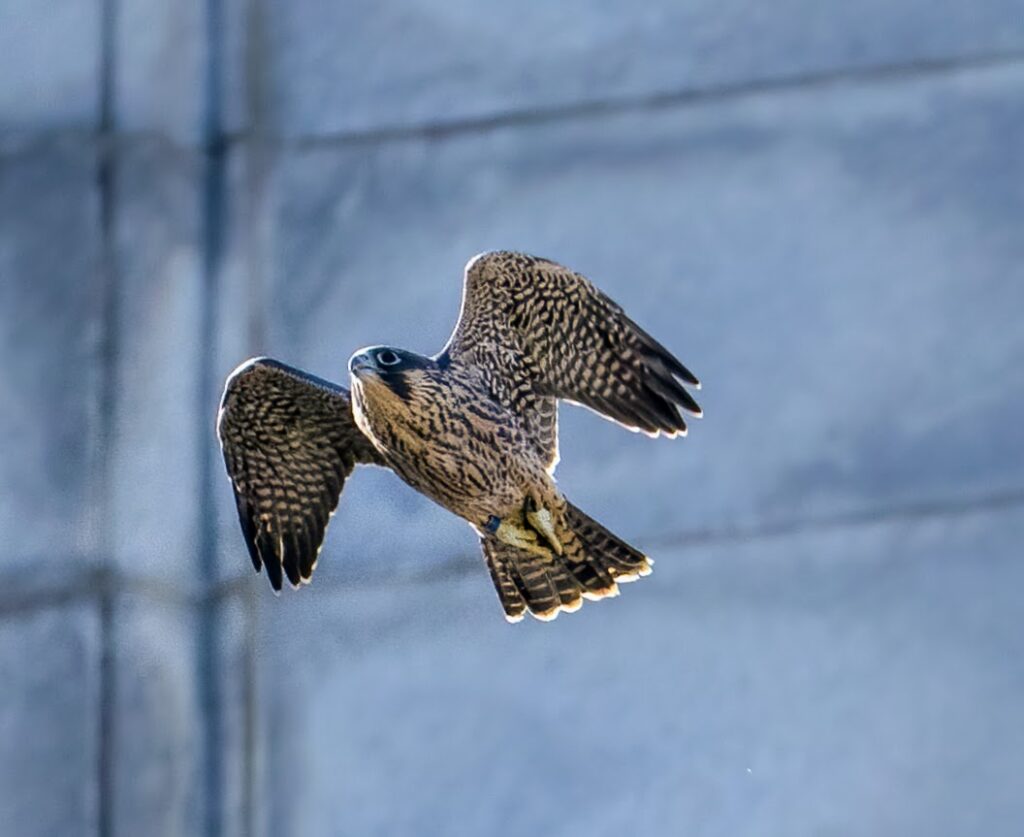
xmin=377 ymin=350 xmax=401 ymax=367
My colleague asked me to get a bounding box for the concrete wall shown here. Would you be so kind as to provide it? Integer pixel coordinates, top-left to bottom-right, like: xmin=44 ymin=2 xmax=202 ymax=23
xmin=2 ymin=2 xmax=1023 ymax=835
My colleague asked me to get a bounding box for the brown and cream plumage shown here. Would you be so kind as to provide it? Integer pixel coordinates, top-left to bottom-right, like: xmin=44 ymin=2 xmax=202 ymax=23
xmin=217 ymin=251 xmax=701 ymax=622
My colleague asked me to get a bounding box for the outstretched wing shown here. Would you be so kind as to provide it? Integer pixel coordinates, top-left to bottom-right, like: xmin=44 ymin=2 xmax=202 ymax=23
xmin=441 ymin=251 xmax=701 ymax=454
xmin=217 ymin=357 xmax=385 ymax=591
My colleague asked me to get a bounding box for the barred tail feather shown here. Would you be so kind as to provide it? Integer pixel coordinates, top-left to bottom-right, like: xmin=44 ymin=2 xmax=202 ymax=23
xmin=481 ymin=502 xmax=652 ymax=623
xmin=482 ymin=539 xmax=577 ymax=622
xmin=563 ymin=502 xmax=653 ymax=586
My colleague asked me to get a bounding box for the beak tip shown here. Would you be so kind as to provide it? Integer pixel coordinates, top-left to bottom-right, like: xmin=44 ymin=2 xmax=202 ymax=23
xmin=348 ymin=353 xmax=374 ymax=377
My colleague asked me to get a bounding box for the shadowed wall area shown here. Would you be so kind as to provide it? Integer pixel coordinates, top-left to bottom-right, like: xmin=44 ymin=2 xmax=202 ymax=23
xmin=2 ymin=2 xmax=1024 ymax=835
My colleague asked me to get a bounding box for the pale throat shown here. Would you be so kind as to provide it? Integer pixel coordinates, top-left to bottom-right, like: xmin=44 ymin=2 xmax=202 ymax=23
xmin=351 ymin=376 xmax=422 ymax=451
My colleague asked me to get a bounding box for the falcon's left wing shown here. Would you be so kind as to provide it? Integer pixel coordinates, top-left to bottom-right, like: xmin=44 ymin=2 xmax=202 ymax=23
xmin=217 ymin=358 xmax=385 ymax=591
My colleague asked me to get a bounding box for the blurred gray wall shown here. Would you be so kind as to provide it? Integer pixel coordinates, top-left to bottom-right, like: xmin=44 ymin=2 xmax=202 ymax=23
xmin=2 ymin=2 xmax=1024 ymax=836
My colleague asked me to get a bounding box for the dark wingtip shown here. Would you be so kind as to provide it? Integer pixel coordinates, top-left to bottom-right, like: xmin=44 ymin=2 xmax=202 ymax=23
xmin=280 ymin=528 xmax=304 ymax=588
xmin=259 ymin=533 xmax=284 ymax=592
xmin=673 ymin=361 xmax=700 ymax=389
xmin=234 ymin=496 xmax=264 ymax=573
xmin=632 ymin=319 xmax=701 ymax=389
xmin=659 ymin=354 xmax=700 ymax=391
xmin=675 ymin=386 xmax=702 ymax=418
xmin=282 ymin=559 xmax=301 ymax=588
xmin=264 ymin=558 xmax=283 ymax=593
xmin=641 ymin=375 xmax=701 ymax=432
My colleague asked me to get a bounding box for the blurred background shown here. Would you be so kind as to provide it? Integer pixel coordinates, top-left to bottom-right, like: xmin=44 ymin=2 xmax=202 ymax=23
xmin=3 ymin=2 xmax=1024 ymax=836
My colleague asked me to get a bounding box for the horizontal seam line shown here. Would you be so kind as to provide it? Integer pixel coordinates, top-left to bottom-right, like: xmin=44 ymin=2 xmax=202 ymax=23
xmin=1 ymin=487 xmax=1021 ymax=612
xmin=291 ymin=486 xmax=1024 ymax=591
xmin=0 ymin=568 xmax=249 ymax=618
xmin=282 ymin=48 xmax=1024 ymax=148
xmin=1 ymin=47 xmax=1023 ymax=160
xmin=645 ymin=486 xmax=1024 ymax=549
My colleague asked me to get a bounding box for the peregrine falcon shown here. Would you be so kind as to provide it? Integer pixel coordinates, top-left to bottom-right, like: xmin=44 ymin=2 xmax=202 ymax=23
xmin=217 ymin=251 xmax=701 ymax=622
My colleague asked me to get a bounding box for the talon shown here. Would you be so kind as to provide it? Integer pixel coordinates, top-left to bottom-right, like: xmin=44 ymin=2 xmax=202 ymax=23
xmin=526 ymin=505 xmax=564 ymax=556
xmin=495 ymin=520 xmax=551 ymax=559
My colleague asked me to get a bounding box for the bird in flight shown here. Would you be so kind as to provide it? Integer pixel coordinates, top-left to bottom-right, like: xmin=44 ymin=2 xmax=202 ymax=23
xmin=217 ymin=251 xmax=701 ymax=622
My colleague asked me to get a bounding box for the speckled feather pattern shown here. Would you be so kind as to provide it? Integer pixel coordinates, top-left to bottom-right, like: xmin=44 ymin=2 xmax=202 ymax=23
xmin=217 ymin=251 xmax=701 ymax=621
xmin=447 ymin=252 xmax=701 ymax=443
xmin=350 ymin=361 xmax=549 ymax=527
xmin=217 ymin=359 xmax=383 ymax=590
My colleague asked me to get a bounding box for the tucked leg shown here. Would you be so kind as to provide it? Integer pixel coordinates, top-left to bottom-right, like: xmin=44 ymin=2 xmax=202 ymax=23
xmin=524 ymin=499 xmax=564 ymax=555
xmin=494 ymin=518 xmax=551 ymax=559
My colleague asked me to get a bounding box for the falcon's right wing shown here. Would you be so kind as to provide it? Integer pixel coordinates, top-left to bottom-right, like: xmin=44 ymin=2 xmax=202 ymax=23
xmin=217 ymin=357 xmax=385 ymax=591
xmin=442 ymin=251 xmax=702 ymax=446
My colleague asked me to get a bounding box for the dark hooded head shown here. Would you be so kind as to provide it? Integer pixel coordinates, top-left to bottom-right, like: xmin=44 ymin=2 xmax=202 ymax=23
xmin=348 ymin=346 xmax=440 ymax=402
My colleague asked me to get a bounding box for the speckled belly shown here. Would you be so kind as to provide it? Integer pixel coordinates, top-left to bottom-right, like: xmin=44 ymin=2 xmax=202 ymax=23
xmin=351 ymin=369 xmax=549 ymax=527
xmin=381 ymin=422 xmax=530 ymax=526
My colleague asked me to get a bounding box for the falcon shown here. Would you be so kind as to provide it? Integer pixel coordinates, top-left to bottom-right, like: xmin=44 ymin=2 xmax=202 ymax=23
xmin=217 ymin=251 xmax=702 ymax=622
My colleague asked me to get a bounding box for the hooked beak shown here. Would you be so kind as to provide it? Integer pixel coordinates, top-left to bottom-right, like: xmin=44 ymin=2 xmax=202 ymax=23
xmin=348 ymin=351 xmax=377 ymax=378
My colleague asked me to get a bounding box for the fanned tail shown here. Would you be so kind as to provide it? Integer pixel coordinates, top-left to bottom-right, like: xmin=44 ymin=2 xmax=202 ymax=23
xmin=481 ymin=502 xmax=652 ymax=623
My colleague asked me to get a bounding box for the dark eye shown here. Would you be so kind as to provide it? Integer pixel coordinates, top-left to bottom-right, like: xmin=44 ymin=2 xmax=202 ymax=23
xmin=377 ymin=350 xmax=401 ymax=367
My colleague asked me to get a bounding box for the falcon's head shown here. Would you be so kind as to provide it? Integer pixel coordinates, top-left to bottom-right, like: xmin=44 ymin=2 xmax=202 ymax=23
xmin=348 ymin=346 xmax=441 ymax=402
xmin=348 ymin=346 xmax=450 ymax=449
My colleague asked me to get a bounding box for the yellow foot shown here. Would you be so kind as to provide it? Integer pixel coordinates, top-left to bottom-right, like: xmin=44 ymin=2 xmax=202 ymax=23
xmin=525 ymin=505 xmax=564 ymax=556
xmin=495 ymin=520 xmax=552 ymax=560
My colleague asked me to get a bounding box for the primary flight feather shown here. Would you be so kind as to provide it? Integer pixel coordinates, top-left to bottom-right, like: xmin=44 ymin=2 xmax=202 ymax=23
xmin=217 ymin=251 xmax=701 ymax=622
